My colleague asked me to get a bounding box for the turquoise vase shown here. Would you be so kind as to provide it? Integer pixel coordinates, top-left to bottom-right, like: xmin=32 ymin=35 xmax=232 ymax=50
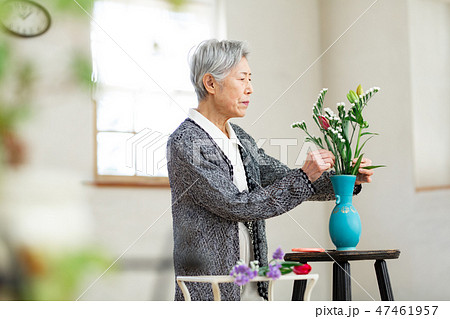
xmin=329 ymin=175 xmax=361 ymax=251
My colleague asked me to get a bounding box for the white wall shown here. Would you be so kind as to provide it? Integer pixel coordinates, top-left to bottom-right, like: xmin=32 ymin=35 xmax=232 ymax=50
xmin=228 ymin=0 xmax=450 ymax=301
xmin=409 ymin=0 xmax=450 ymax=189
xmin=1 ymin=0 xmax=449 ymax=301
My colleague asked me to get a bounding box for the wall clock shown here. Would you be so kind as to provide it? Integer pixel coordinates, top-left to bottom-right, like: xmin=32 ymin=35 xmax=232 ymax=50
xmin=0 ymin=0 xmax=51 ymax=38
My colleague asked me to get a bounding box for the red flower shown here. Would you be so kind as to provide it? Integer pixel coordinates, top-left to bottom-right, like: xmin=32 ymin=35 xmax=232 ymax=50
xmin=318 ymin=116 xmax=330 ymax=130
xmin=293 ymin=263 xmax=312 ymax=275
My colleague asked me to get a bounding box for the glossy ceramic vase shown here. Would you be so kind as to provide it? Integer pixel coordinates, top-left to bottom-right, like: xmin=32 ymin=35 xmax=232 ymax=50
xmin=329 ymin=175 xmax=361 ymax=251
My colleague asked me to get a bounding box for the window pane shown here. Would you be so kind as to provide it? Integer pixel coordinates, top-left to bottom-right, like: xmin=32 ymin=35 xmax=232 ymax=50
xmin=97 ymin=132 xmax=135 ymax=176
xmin=134 ymin=131 xmax=169 ymax=177
xmin=97 ymin=90 xmax=134 ymax=132
xmin=91 ymin=0 xmax=216 ymax=90
xmin=133 ymin=92 xmax=193 ymax=134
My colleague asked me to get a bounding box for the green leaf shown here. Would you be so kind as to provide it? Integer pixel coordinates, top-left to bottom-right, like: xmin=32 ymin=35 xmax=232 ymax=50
xmin=351 ymin=154 xmax=364 ymax=175
xmin=258 ymin=267 xmax=268 ymax=276
xmin=280 ymin=268 xmax=294 ymax=275
xmin=280 ymin=261 xmax=303 ymax=267
xmin=340 ymin=145 xmax=347 ymax=164
xmin=342 ymin=119 xmax=350 ymax=138
xmin=53 ymin=0 xmax=94 ymax=15
xmin=360 ymin=132 xmax=379 ymax=137
xmin=313 ymin=115 xmax=321 ymax=130
xmin=344 ymin=140 xmax=352 ymax=172
xmin=355 ymin=112 xmax=364 ymax=125
xmin=356 ymin=135 xmax=375 ymax=157
xmin=361 ymin=165 xmax=386 ymax=170
xmin=324 ymin=135 xmax=334 ymax=153
xmin=337 ymin=104 xmax=345 ymax=119
xmin=0 ymin=41 xmax=11 ymax=82
xmin=305 ymin=137 xmax=323 ymax=149
xmin=341 ymin=121 xmax=352 ymax=171
xmin=71 ymin=52 xmax=93 ymax=88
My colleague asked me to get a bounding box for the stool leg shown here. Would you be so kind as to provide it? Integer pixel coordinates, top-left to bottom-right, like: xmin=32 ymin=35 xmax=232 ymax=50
xmin=291 ymin=280 xmax=307 ymax=301
xmin=333 ymin=261 xmax=351 ymax=301
xmin=374 ymin=259 xmax=394 ymax=301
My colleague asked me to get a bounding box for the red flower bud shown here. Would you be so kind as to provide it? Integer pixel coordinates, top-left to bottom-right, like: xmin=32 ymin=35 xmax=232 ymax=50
xmin=318 ymin=116 xmax=330 ymax=130
xmin=293 ymin=263 xmax=312 ymax=275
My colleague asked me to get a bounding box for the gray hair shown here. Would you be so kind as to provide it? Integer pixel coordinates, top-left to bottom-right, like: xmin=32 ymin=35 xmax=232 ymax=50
xmin=189 ymin=39 xmax=250 ymax=102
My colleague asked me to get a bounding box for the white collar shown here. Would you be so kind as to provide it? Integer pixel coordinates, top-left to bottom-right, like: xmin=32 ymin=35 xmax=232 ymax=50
xmin=188 ymin=108 xmax=243 ymax=164
xmin=188 ymin=108 xmax=242 ymax=146
xmin=226 ymin=121 xmax=241 ymax=146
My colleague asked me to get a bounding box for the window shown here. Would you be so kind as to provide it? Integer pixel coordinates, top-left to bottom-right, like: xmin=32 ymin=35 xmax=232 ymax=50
xmin=91 ymin=0 xmax=224 ymax=186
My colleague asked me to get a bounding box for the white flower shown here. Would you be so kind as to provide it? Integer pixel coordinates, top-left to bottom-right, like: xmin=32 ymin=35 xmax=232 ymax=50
xmin=341 ymin=138 xmax=346 ymax=143
xmin=250 ymin=260 xmax=259 ymax=271
xmin=324 ymin=108 xmax=335 ymax=117
xmin=291 ymin=121 xmax=304 ymax=127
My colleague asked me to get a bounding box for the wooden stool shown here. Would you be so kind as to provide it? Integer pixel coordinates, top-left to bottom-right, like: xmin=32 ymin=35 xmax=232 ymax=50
xmin=284 ymin=249 xmax=400 ymax=301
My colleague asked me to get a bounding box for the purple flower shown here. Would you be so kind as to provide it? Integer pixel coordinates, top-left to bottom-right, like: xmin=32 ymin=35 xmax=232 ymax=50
xmin=266 ymin=263 xmax=282 ymax=280
xmin=272 ymin=247 xmax=285 ymax=260
xmin=234 ymin=274 xmax=250 ymax=286
xmin=230 ymin=262 xmax=257 ymax=286
xmin=230 ymin=264 xmax=248 ymax=276
xmin=248 ymin=269 xmax=257 ymax=279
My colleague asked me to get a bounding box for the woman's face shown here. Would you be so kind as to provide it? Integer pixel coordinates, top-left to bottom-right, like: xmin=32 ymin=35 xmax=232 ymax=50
xmin=213 ymin=57 xmax=253 ymax=119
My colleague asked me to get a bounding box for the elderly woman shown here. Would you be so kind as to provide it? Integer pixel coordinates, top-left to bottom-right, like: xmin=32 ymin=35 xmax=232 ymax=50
xmin=167 ymin=39 xmax=373 ymax=301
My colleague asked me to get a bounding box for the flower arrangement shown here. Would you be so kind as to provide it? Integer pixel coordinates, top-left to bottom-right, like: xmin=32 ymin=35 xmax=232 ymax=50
xmin=292 ymin=85 xmax=384 ymax=175
xmin=229 ymin=247 xmax=311 ymax=286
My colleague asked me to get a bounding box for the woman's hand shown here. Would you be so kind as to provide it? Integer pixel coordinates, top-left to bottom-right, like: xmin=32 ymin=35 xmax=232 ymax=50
xmin=302 ymin=149 xmax=335 ymax=182
xmin=353 ymin=157 xmax=374 ymax=185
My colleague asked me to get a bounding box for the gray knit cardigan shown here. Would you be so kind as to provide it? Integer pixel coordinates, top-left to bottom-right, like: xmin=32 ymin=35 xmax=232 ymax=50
xmin=167 ymin=118 xmax=360 ymax=301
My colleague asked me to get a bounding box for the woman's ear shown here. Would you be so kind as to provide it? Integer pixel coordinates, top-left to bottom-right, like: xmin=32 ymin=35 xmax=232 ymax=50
xmin=203 ymin=73 xmax=216 ymax=95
